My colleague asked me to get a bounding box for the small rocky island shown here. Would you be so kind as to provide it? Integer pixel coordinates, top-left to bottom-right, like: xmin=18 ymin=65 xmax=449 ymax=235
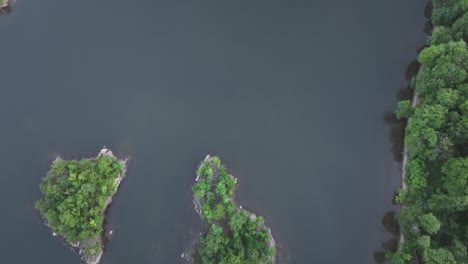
xmin=36 ymin=148 xmax=127 ymax=264
xmin=0 ymin=0 xmax=11 ymax=11
xmin=192 ymin=155 xmax=276 ymax=264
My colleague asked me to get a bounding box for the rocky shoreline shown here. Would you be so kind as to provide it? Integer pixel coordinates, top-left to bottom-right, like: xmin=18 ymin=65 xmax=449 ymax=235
xmin=48 ymin=147 xmax=128 ymax=264
xmin=398 ymin=87 xmax=420 ymax=245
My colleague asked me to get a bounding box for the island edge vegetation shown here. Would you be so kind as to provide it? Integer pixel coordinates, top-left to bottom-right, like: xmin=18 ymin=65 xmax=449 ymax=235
xmin=192 ymin=155 xmax=276 ymax=264
xmin=35 ymin=149 xmax=125 ymax=263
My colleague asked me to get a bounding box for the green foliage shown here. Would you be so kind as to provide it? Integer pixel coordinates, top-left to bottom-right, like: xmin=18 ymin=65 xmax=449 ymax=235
xmin=192 ymin=156 xmax=275 ymax=264
xmin=418 ymin=213 xmax=441 ymax=234
xmin=406 ymin=159 xmax=428 ymax=198
xmin=432 ymin=59 xmax=467 ymax=88
xmin=441 ymin=157 xmax=468 ymax=197
xmin=432 ymin=7 xmax=460 ymax=26
xmin=436 ymin=88 xmax=461 ymax=108
xmin=460 ymin=99 xmax=468 ymax=114
xmin=397 ymin=206 xmax=423 ymax=237
xmin=391 ymin=4 xmax=468 ymax=261
xmin=432 ymin=0 xmax=465 ymax=26
xmin=396 ymin=100 xmax=414 ymax=119
xmin=413 ymin=104 xmax=449 ymax=130
xmin=422 ymin=248 xmax=456 ymax=264
xmin=450 ymin=11 xmax=468 ymax=41
xmin=36 ymin=155 xmax=123 ymax=254
xmin=386 ymin=250 xmax=412 ymax=264
xmin=405 ymin=119 xmax=438 ymax=160
xmin=418 ymin=45 xmax=446 ymax=68
xmin=417 ymin=236 xmax=431 ymax=250
xmin=414 ymin=68 xmax=445 ymax=96
xmin=415 ymin=41 xmax=468 ymax=96
xmin=451 ymin=240 xmax=468 ymax=262
xmin=430 ymin=26 xmax=453 ymax=45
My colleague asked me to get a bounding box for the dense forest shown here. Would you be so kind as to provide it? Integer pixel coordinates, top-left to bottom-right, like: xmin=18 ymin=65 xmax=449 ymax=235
xmin=36 ymin=154 xmax=124 ymax=257
xmin=388 ymin=0 xmax=468 ymax=263
xmin=192 ymin=156 xmax=276 ymax=264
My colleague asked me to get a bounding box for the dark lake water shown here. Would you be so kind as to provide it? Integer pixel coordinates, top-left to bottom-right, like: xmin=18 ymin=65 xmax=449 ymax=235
xmin=0 ymin=0 xmax=428 ymax=263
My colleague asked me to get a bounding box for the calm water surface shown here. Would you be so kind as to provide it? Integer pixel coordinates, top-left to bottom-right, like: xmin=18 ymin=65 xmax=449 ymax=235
xmin=0 ymin=0 xmax=427 ymax=263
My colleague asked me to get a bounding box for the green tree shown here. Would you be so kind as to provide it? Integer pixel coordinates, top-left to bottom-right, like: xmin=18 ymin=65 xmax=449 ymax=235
xmin=36 ymin=155 xmax=123 ymax=255
xmin=423 ymin=248 xmax=456 ymax=264
xmin=418 ymin=213 xmax=441 ymax=234
xmin=442 ymin=158 xmax=468 ymax=196
xmin=451 ymin=239 xmax=468 ymax=262
xmin=436 ymin=88 xmax=460 ymax=108
xmin=406 ymin=159 xmax=428 ymax=197
xmin=397 ymin=206 xmax=423 ymax=235
xmin=392 ymin=5 xmax=468 ymax=261
xmin=418 ymin=45 xmax=446 ymax=68
xmin=396 ymin=100 xmax=414 ymax=119
xmin=386 ymin=250 xmax=412 ymax=264
xmin=435 ymin=133 xmax=455 ymax=159
xmin=450 ymin=11 xmax=468 ymax=41
xmin=405 ymin=119 xmax=438 ymax=160
xmin=415 ymin=68 xmax=445 ymax=96
xmin=192 ymin=157 xmax=275 ymax=264
xmin=416 ymin=235 xmax=431 ymax=250
xmin=432 ymin=0 xmax=464 ymax=26
xmin=460 ymin=100 xmax=468 ymax=115
xmin=432 ymin=59 xmax=467 ymax=88
xmin=430 ymin=26 xmax=453 ymax=45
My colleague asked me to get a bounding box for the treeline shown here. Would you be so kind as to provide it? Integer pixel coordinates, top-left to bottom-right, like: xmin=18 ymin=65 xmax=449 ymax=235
xmin=388 ymin=0 xmax=468 ymax=263
xmin=36 ymin=155 xmax=123 ymax=255
xmin=192 ymin=156 xmax=276 ymax=264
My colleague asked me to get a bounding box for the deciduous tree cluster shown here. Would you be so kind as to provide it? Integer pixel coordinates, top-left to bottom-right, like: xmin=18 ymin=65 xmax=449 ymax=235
xmin=192 ymin=156 xmax=275 ymax=264
xmin=389 ymin=1 xmax=468 ymax=263
xmin=36 ymin=155 xmax=123 ymax=255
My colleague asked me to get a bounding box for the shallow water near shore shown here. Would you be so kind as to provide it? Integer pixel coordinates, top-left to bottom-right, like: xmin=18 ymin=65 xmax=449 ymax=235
xmin=0 ymin=0 xmax=427 ymax=263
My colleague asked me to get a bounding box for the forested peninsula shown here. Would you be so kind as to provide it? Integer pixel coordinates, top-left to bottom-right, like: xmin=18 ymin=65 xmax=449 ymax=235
xmin=388 ymin=0 xmax=468 ymax=263
xmin=191 ymin=156 xmax=276 ymax=264
xmin=36 ymin=148 xmax=127 ymax=264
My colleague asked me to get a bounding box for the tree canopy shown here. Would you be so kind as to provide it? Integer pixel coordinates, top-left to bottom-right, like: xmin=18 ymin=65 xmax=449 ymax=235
xmin=389 ymin=1 xmax=468 ymax=263
xmin=192 ymin=156 xmax=276 ymax=264
xmin=36 ymin=155 xmax=123 ymax=255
